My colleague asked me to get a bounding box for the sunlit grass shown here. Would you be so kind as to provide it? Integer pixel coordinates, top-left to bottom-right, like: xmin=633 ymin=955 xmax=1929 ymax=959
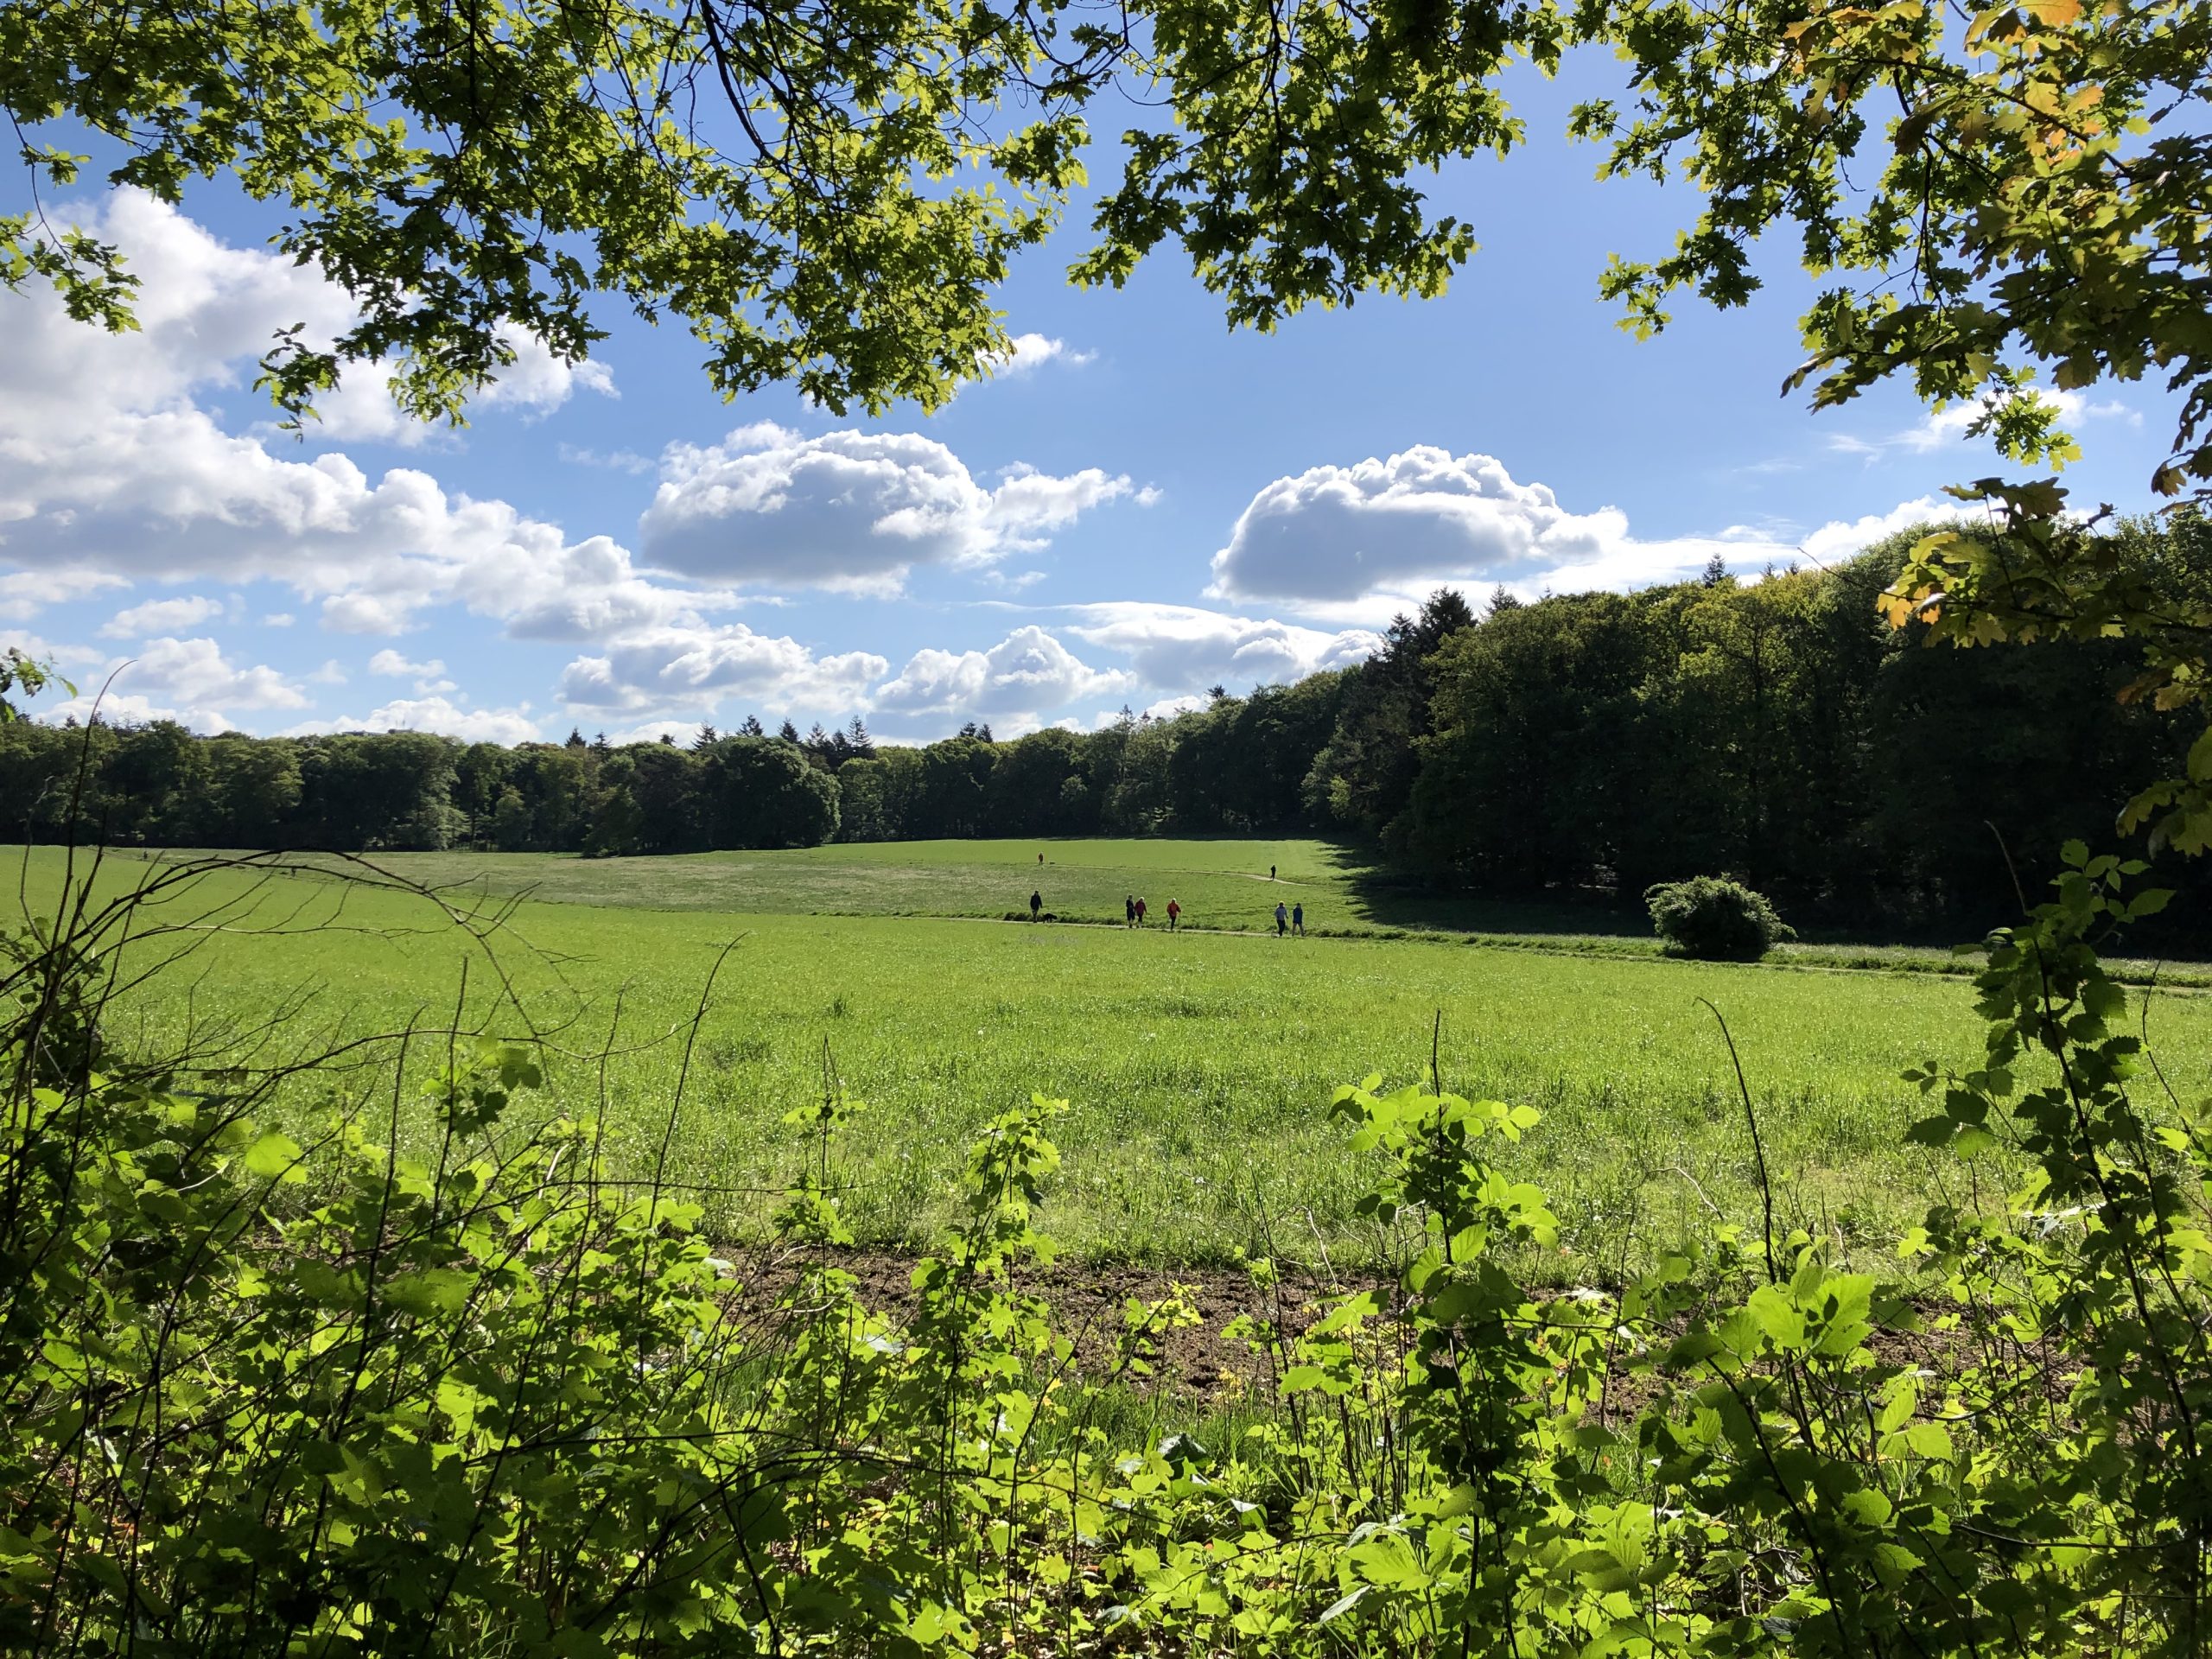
xmin=15 ymin=843 xmax=2211 ymax=1275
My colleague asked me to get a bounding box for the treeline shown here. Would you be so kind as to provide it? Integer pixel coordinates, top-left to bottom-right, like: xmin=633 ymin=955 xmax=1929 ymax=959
xmin=6 ymin=515 xmax=2207 ymax=929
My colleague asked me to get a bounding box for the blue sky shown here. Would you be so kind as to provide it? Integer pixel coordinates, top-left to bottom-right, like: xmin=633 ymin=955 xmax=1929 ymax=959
xmin=1 ymin=54 xmax=2175 ymax=744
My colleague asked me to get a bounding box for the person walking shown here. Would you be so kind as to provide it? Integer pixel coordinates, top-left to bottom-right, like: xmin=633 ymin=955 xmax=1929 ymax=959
xmin=1125 ymin=894 xmax=1135 ymax=928
xmin=1030 ymin=889 xmax=1042 ymax=921
xmin=1135 ymin=896 xmax=1147 ymax=926
xmin=1037 ymin=851 xmax=1045 ymax=864
xmin=1269 ymin=863 xmax=1276 ymax=881
xmin=1274 ymin=900 xmax=1288 ymax=937
xmin=1166 ymin=898 xmax=1180 ymax=931
xmin=1292 ymin=901 xmax=1304 ymax=937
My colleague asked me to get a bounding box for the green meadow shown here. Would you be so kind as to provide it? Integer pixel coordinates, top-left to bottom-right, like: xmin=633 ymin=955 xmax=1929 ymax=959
xmin=17 ymin=840 xmax=2212 ymax=1273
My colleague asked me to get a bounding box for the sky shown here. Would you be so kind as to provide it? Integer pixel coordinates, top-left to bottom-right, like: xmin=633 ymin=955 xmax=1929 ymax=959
xmin=0 ymin=57 xmax=2178 ymax=747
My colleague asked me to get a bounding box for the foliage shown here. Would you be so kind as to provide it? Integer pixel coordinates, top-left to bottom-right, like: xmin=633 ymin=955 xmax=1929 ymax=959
xmin=1646 ymin=874 xmax=1796 ymax=960
xmin=0 ymin=649 xmax=68 ymax=723
xmin=1885 ymin=493 xmax=2212 ymax=860
xmin=1402 ymin=536 xmax=2205 ymax=925
xmin=6 ymin=847 xmax=2210 ymax=1654
xmin=12 ymin=0 xmax=2206 ymax=480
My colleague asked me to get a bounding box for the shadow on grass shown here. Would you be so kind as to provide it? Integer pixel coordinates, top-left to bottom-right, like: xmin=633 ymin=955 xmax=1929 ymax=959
xmin=1321 ymin=842 xmax=1649 ymax=939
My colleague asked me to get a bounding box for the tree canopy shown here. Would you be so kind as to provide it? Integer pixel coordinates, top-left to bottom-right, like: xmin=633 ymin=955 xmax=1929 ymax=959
xmin=9 ymin=0 xmax=2206 ymax=467
xmin=11 ymin=0 xmax=2212 ymax=851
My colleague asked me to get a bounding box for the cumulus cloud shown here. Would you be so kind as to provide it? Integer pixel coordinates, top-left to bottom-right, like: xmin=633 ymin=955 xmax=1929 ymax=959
xmin=1067 ymin=603 xmax=1380 ymax=692
xmin=0 ymin=192 xmax=707 ymax=643
xmin=638 ymin=424 xmax=1134 ymax=593
xmin=1 ymin=569 xmax=129 ymax=621
xmin=0 ymin=196 xmax=1141 ymax=746
xmin=37 ymin=635 xmax=308 ymax=731
xmin=870 ymin=626 xmax=1132 ymax=731
xmin=283 ymin=696 xmax=541 ymax=745
xmin=557 ymin=621 xmax=887 ymax=718
xmin=369 ymin=648 xmax=441 ymax=677
xmin=1 ymin=190 xmax=608 ymax=456
xmin=1207 ymin=446 xmax=1983 ymax=615
xmin=367 ymin=647 xmax=455 ymax=693
xmin=1210 ymin=447 xmax=1758 ymax=609
xmin=1797 ymin=495 xmax=1980 ymax=565
xmin=100 ymin=594 xmax=226 ymax=638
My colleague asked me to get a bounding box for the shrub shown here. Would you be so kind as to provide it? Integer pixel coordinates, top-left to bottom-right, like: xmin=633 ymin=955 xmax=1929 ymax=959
xmin=1645 ymin=873 xmax=1796 ymax=959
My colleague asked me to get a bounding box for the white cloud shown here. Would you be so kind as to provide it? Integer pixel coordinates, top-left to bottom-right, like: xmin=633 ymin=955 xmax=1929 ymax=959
xmin=870 ymin=626 xmax=1132 ymax=729
xmin=0 ymin=192 xmax=703 ymax=644
xmin=638 ymin=424 xmax=1134 ymax=592
xmin=283 ymin=696 xmax=541 ymax=745
xmin=263 ymin=612 xmax=296 ymax=627
xmin=1068 ymin=603 xmax=1380 ymax=692
xmin=605 ymin=718 xmax=709 ymax=747
xmin=1797 ymin=496 xmax=1980 ymax=566
xmin=0 ymin=569 xmax=131 ymax=621
xmin=100 ymin=594 xmax=226 ymax=638
xmin=985 ymin=334 xmax=1096 ymax=378
xmin=366 ymin=647 xmax=455 ymax=692
xmin=35 ymin=635 xmax=308 ymax=732
xmin=1831 ymin=389 xmax=2141 ymax=460
xmin=1210 ymin=447 xmax=1776 ymax=610
xmin=1205 ymin=446 xmax=1974 ymax=615
xmin=557 ymin=621 xmax=887 ymax=718
xmin=369 ymin=648 xmax=440 ymax=677
xmin=41 ymin=690 xmax=243 ymax=734
xmin=1141 ymin=695 xmax=1209 ymax=721
xmin=308 ymin=659 xmax=348 ymax=684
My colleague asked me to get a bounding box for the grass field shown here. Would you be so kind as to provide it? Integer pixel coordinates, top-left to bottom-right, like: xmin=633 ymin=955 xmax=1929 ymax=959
xmin=172 ymin=837 xmax=1635 ymax=940
xmin=15 ymin=841 xmax=2212 ymax=1274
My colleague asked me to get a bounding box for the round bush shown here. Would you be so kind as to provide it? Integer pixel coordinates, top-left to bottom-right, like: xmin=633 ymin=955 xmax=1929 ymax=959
xmin=1644 ymin=875 xmax=1796 ymax=962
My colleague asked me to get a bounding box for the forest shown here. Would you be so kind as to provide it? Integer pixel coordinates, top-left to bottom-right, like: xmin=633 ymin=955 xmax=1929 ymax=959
xmin=9 ymin=519 xmax=2208 ymax=933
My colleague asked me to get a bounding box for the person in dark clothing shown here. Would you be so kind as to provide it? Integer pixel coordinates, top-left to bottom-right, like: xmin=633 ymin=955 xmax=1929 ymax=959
xmin=1125 ymin=895 xmax=1135 ymax=927
xmin=1270 ymin=863 xmax=1276 ymax=880
xmin=1292 ymin=901 xmax=1304 ymax=937
xmin=1030 ymin=889 xmax=1042 ymax=920
xmin=1166 ymin=899 xmax=1180 ymax=931
xmin=1274 ymin=900 xmax=1288 ymax=937
xmin=1135 ymin=897 xmax=1147 ymax=926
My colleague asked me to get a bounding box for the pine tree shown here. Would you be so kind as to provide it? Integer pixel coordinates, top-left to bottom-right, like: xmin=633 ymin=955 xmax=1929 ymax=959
xmin=740 ymin=715 xmax=765 ymax=738
xmin=778 ymin=719 xmax=801 ymax=744
xmin=692 ymin=722 xmax=718 ymax=750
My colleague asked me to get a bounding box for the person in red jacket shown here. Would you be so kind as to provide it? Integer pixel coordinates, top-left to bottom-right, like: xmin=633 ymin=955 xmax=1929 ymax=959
xmin=1166 ymin=899 xmax=1180 ymax=931
xmin=1134 ymin=896 xmax=1147 ymax=926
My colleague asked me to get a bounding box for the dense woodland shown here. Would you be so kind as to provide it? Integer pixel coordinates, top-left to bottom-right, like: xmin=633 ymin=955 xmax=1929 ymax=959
xmin=7 ymin=519 xmax=2208 ymax=932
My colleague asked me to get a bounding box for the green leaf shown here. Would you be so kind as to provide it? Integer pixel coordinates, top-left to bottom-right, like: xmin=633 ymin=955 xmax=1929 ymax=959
xmin=244 ymin=1131 xmax=304 ymax=1181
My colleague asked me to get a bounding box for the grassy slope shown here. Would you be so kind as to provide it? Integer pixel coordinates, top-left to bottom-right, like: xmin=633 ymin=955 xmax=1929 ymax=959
xmin=16 ymin=845 xmax=2211 ymax=1274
